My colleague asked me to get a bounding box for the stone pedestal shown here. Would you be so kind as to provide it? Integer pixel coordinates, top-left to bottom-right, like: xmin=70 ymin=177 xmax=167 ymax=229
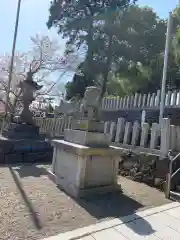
xmin=49 ymin=140 xmax=121 ymax=198
xmin=0 ymin=123 xmax=52 ymax=164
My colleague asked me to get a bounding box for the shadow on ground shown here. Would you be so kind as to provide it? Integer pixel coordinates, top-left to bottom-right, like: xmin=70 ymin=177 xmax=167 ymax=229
xmin=75 ymin=188 xmax=158 ymax=236
xmin=13 ymin=164 xmax=49 ymax=178
xmin=9 ymin=165 xmax=42 ymax=230
xmin=65 ymin=190 xmax=155 ymax=236
xmin=7 ymin=164 xmax=161 ymax=238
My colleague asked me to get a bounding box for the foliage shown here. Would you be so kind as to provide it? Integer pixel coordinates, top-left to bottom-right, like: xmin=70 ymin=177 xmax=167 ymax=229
xmin=48 ymin=2 xmax=180 ymax=99
xmin=47 ymin=0 xmax=137 ymax=97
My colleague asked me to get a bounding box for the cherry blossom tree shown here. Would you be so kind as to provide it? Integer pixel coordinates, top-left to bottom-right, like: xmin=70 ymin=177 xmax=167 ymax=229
xmin=0 ymin=34 xmax=82 ymax=116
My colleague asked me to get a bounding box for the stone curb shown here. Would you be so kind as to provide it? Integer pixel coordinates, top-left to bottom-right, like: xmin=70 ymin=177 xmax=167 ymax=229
xmin=43 ymin=202 xmax=180 ymax=240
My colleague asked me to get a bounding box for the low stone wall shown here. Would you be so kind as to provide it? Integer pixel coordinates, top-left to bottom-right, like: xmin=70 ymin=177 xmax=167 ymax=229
xmin=119 ymin=150 xmax=168 ymax=189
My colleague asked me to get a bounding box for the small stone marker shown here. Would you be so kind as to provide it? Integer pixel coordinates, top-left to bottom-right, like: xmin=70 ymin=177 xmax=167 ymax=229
xmin=150 ymin=123 xmax=159 ymax=149
xmin=115 ymin=118 xmax=125 ymax=143
xmin=123 ymin=122 xmax=132 ymax=145
xmin=140 ymin=122 xmax=150 ymax=147
xmin=131 ymin=121 xmax=140 ymax=146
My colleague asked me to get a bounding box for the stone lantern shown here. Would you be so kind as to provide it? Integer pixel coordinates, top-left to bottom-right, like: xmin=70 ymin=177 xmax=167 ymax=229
xmin=19 ymin=71 xmax=42 ymax=126
xmin=0 ymin=64 xmax=52 ymax=164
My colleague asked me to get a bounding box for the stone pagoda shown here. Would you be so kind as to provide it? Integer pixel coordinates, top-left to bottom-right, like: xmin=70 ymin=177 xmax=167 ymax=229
xmin=49 ymin=86 xmax=121 ymax=198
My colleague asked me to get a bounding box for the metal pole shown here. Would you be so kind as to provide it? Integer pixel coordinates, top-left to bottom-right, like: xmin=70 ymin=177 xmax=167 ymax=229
xmin=159 ymin=12 xmax=172 ymax=124
xmin=4 ymin=0 xmax=22 ymax=123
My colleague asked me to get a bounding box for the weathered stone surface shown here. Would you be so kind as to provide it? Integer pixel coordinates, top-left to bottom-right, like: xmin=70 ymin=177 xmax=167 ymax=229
xmin=64 ymin=129 xmax=110 ymax=147
xmin=50 ymin=140 xmax=120 ymax=198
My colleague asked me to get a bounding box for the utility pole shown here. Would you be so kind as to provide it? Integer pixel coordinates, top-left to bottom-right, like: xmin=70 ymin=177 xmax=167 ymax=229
xmin=3 ymin=0 xmax=22 ymax=126
xmin=159 ymin=12 xmax=172 ymax=124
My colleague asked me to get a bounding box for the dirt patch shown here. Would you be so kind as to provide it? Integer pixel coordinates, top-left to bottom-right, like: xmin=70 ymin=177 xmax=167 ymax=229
xmin=0 ymin=164 xmax=171 ymax=240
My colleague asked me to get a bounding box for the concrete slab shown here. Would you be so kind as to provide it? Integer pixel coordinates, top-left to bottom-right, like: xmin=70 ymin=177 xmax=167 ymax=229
xmin=42 ymin=202 xmax=180 ymax=240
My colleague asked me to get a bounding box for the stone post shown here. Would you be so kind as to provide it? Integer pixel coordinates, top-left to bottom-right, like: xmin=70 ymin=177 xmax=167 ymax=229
xmin=110 ymin=122 xmax=116 ymax=142
xmin=122 ymin=97 xmax=126 ymax=108
xmin=129 ymin=95 xmax=134 ymax=108
xmin=115 ymin=118 xmax=125 ymax=143
xmin=115 ymin=97 xmax=120 ymax=109
xmin=104 ymin=121 xmax=110 ymax=134
xmin=112 ymin=98 xmax=116 ymax=109
xmin=119 ymin=97 xmax=123 ymax=108
xmin=176 ymin=126 xmax=180 ymax=151
xmin=131 ymin=121 xmax=140 ymax=146
xmin=137 ymin=94 xmax=142 ymax=108
xmin=126 ymin=96 xmax=130 ymax=108
xmin=133 ymin=93 xmax=138 ymax=107
xmin=146 ymin=93 xmax=151 ymax=107
xmin=123 ymin=122 xmax=132 ymax=145
xmin=141 ymin=110 xmax=146 ymax=126
xmin=140 ymin=123 xmax=150 ymax=147
xmin=160 ymin=118 xmax=171 ymax=157
xmin=165 ymin=91 xmax=171 ymax=106
xmin=142 ymin=94 xmax=147 ymax=107
xmin=170 ymin=125 xmax=176 ymax=151
xmin=155 ymin=90 xmax=161 ymax=107
xmin=177 ymin=92 xmax=180 ymax=105
xmin=150 ymin=123 xmax=159 ymax=149
xmin=150 ymin=93 xmax=156 ymax=107
xmin=172 ymin=90 xmax=177 ymax=106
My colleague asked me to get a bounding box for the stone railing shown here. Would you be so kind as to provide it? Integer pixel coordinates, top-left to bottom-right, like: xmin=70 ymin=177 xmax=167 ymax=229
xmin=35 ymin=116 xmax=176 ymax=157
xmin=35 ymin=116 xmax=72 ymax=138
xmin=102 ymin=89 xmax=180 ymax=110
xmin=105 ymin=118 xmax=176 ymax=157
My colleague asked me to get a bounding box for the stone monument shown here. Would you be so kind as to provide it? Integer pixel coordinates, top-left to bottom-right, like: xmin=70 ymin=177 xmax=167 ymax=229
xmin=49 ymin=86 xmax=121 ymax=198
xmin=0 ymin=67 xmax=52 ymax=164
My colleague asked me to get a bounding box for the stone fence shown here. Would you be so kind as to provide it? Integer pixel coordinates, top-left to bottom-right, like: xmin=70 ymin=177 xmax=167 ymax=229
xmin=102 ymin=89 xmax=180 ymax=110
xmin=34 ymin=116 xmax=177 ymax=157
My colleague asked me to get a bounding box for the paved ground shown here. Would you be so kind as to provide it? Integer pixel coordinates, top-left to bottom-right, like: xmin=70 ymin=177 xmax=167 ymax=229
xmin=44 ymin=202 xmax=180 ymax=240
xmin=0 ymin=164 xmax=171 ymax=240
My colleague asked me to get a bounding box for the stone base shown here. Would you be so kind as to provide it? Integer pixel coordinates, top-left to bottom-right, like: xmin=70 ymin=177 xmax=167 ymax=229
xmin=48 ymin=170 xmax=121 ymax=198
xmin=50 ymin=140 xmax=121 ymax=198
xmin=2 ymin=123 xmax=45 ymax=140
xmin=64 ymin=129 xmax=110 ymax=147
xmin=0 ymin=136 xmax=52 ymax=164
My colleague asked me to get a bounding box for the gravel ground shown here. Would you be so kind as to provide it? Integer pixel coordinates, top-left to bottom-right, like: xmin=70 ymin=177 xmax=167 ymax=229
xmin=0 ymin=164 xmax=171 ymax=240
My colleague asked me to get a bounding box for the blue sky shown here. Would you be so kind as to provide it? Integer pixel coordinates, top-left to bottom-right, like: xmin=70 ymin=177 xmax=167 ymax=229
xmin=0 ymin=0 xmax=178 ymax=54
xmin=0 ymin=0 xmax=178 ymax=86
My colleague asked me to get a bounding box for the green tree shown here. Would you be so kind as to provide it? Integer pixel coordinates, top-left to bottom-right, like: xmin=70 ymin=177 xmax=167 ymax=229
xmin=47 ymin=0 xmax=137 ymax=98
